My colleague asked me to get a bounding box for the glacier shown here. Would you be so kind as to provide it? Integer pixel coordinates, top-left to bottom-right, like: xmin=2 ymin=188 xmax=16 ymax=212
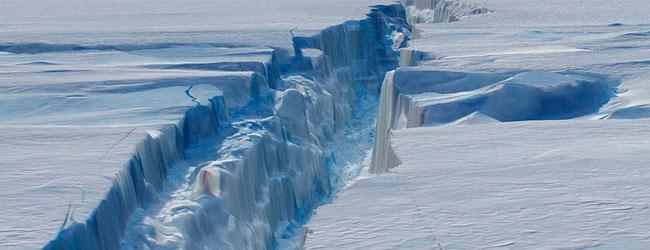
xmin=307 ymin=0 xmax=650 ymax=249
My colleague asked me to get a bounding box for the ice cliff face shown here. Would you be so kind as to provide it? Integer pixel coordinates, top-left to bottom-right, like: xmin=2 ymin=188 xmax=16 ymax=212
xmin=45 ymin=4 xmax=410 ymax=250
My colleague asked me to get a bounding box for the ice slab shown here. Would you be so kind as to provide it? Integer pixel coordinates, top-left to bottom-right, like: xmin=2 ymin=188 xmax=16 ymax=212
xmin=307 ymin=119 xmax=650 ymax=249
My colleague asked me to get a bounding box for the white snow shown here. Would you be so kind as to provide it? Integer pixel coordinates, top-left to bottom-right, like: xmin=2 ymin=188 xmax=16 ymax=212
xmin=0 ymin=0 xmax=394 ymax=47
xmin=307 ymin=120 xmax=650 ymax=249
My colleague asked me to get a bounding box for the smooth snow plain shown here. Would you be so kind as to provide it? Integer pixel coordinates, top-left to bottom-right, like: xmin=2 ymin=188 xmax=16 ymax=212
xmin=0 ymin=0 xmax=406 ymax=249
xmin=307 ymin=0 xmax=650 ymax=249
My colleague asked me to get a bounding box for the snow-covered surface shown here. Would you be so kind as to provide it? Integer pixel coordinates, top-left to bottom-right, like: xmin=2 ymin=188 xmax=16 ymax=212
xmin=0 ymin=1 xmax=410 ymax=249
xmin=0 ymin=126 xmax=145 ymax=249
xmin=308 ymin=0 xmax=650 ymax=248
xmin=0 ymin=0 xmax=394 ymax=47
xmin=307 ymin=120 xmax=650 ymax=249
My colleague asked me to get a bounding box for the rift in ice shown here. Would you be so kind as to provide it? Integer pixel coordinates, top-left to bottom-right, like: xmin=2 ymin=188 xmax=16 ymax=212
xmin=2 ymin=0 xmax=650 ymax=249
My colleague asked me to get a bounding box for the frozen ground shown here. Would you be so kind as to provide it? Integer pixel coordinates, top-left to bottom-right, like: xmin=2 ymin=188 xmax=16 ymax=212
xmin=0 ymin=0 xmax=406 ymax=249
xmin=307 ymin=0 xmax=650 ymax=249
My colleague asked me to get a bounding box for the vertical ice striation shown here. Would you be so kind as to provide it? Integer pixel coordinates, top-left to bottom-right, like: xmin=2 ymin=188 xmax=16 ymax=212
xmin=45 ymin=3 xmax=411 ymax=250
xmin=369 ymin=71 xmax=402 ymax=173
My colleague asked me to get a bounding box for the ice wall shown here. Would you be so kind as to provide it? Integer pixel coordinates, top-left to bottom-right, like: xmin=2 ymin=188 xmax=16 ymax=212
xmin=45 ymin=3 xmax=410 ymax=250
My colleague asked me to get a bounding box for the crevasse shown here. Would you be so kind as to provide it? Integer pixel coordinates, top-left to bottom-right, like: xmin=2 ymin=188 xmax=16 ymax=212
xmin=45 ymin=3 xmax=410 ymax=250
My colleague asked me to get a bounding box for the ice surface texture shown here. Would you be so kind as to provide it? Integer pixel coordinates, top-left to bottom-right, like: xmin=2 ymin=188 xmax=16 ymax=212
xmin=0 ymin=0 xmax=400 ymax=47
